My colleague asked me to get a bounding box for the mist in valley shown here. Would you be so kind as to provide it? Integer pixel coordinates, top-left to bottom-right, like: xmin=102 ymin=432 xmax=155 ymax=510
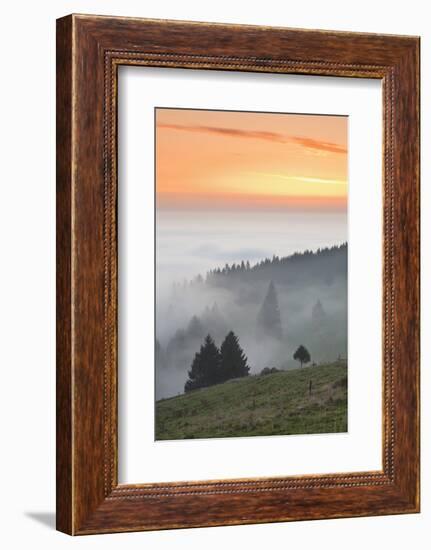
xmin=155 ymin=210 xmax=347 ymax=400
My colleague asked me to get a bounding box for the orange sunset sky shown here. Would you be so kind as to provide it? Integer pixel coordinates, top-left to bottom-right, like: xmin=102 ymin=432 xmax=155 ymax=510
xmin=155 ymin=108 xmax=348 ymax=211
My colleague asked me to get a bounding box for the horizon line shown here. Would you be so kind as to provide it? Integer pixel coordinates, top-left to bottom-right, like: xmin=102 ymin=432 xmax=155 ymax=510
xmin=156 ymin=193 xmax=348 ymax=212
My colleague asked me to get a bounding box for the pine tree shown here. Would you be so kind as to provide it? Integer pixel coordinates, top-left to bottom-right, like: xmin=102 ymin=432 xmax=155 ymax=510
xmin=219 ymin=331 xmax=250 ymax=381
xmin=257 ymin=281 xmax=282 ymax=339
xmin=155 ymin=339 xmax=166 ymax=369
xmin=184 ymin=334 xmax=221 ymax=392
xmin=187 ymin=315 xmax=205 ymax=339
xmin=312 ymin=299 xmax=326 ymax=331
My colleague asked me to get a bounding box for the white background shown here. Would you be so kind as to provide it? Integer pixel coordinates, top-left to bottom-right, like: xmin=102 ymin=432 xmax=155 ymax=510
xmin=0 ymin=1 xmax=428 ymax=548
xmin=119 ymin=68 xmax=382 ymax=483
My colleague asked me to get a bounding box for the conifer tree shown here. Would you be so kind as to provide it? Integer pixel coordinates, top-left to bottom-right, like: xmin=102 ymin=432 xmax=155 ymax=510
xmin=219 ymin=331 xmax=250 ymax=381
xmin=187 ymin=315 xmax=205 ymax=339
xmin=155 ymin=339 xmax=166 ymax=370
xmin=184 ymin=334 xmax=221 ymax=392
xmin=257 ymin=281 xmax=283 ymax=339
xmin=311 ymin=299 xmax=326 ymax=331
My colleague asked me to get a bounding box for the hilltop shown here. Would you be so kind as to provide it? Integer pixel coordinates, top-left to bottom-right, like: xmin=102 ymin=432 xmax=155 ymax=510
xmin=155 ymin=361 xmax=347 ymax=440
xmin=185 ymin=242 xmax=348 ymax=289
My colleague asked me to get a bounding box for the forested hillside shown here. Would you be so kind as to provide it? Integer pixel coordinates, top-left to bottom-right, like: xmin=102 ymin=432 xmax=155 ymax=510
xmin=156 ymin=244 xmax=347 ymax=399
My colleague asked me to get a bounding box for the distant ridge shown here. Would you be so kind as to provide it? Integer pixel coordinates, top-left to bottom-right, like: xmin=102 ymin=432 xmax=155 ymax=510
xmin=181 ymin=242 xmax=348 ymax=288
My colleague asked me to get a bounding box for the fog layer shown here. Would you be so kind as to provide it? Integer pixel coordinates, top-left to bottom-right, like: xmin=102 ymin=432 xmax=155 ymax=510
xmin=156 ymin=209 xmax=347 ymax=399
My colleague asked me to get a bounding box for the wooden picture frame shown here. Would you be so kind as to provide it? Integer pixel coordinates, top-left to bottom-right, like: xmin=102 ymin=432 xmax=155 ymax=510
xmin=56 ymin=14 xmax=420 ymax=535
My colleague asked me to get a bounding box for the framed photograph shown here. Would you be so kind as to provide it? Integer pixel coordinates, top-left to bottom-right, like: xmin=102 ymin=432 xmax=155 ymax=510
xmin=56 ymin=14 xmax=420 ymax=535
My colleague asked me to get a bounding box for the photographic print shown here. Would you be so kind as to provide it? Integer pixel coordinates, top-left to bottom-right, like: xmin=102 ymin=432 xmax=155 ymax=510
xmin=155 ymin=107 xmax=348 ymax=441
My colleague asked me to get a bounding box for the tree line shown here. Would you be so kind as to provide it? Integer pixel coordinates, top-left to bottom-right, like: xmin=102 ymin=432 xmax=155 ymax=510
xmin=178 ymin=242 xmax=347 ymax=288
xmin=184 ymin=329 xmax=313 ymax=393
xmin=184 ymin=331 xmax=250 ymax=392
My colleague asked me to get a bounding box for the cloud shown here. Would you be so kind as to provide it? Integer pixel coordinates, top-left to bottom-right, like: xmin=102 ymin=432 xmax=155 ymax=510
xmin=159 ymin=123 xmax=284 ymax=143
xmin=253 ymin=173 xmax=347 ymax=186
xmin=158 ymin=123 xmax=347 ymax=154
xmin=289 ymin=137 xmax=347 ymax=154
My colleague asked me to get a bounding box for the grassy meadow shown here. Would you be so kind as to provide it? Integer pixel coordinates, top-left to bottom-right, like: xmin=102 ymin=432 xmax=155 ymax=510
xmin=155 ymin=361 xmax=347 ymax=440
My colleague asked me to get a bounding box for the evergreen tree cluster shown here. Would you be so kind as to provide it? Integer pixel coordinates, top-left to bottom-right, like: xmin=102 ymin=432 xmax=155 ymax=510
xmin=184 ymin=331 xmax=249 ymax=392
xmin=180 ymin=242 xmax=347 ymax=289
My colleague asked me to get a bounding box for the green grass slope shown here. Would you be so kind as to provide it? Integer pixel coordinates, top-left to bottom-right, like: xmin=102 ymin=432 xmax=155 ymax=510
xmin=155 ymin=362 xmax=347 ymax=440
